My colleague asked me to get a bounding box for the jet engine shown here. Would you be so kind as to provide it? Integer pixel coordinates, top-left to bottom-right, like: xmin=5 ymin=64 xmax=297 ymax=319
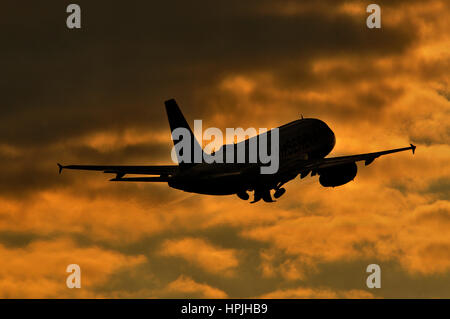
xmin=318 ymin=162 xmax=357 ymax=187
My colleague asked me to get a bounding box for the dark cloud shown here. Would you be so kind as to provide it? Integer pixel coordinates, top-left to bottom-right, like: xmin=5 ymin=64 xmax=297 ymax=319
xmin=304 ymin=259 xmax=450 ymax=298
xmin=426 ymin=178 xmax=450 ymax=200
xmin=1 ymin=0 xmax=416 ymax=147
xmin=0 ymin=231 xmax=48 ymax=248
xmin=0 ymin=0 xmax=420 ymax=198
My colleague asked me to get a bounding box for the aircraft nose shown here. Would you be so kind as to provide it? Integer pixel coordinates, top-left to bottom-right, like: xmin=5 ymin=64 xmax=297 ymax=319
xmin=305 ymin=118 xmax=336 ymax=150
xmin=326 ymin=125 xmax=336 ymax=151
xmin=317 ymin=119 xmax=336 ymax=150
xmin=330 ymin=127 xmax=336 ymax=148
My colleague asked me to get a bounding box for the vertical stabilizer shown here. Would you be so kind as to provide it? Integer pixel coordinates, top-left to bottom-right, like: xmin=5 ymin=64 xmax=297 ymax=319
xmin=164 ymin=99 xmax=203 ymax=167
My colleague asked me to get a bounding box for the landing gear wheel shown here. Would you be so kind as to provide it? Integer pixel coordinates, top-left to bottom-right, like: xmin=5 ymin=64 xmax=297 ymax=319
xmin=250 ymin=190 xmax=262 ymax=203
xmin=274 ymin=187 xmax=286 ymax=199
xmin=262 ymin=189 xmax=275 ymax=202
xmin=237 ymin=191 xmax=249 ymax=201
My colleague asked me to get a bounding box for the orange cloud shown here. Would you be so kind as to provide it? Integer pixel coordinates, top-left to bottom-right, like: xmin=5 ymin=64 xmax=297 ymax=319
xmin=242 ymin=183 xmax=450 ymax=277
xmin=0 ymin=238 xmax=146 ymax=298
xmin=260 ymin=287 xmax=375 ymax=299
xmin=165 ymin=275 xmax=227 ymax=298
xmin=159 ymin=238 xmax=239 ymax=276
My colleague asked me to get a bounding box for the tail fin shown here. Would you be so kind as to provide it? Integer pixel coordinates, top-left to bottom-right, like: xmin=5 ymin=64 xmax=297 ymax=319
xmin=165 ymin=99 xmax=203 ymax=167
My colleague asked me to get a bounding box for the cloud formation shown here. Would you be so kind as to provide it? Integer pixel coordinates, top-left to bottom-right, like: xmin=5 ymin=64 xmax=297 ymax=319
xmin=0 ymin=0 xmax=448 ymax=298
xmin=160 ymin=238 xmax=239 ymax=276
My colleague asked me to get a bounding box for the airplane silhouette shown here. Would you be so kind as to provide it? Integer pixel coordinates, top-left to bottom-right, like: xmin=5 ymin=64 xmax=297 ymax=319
xmin=58 ymin=99 xmax=416 ymax=203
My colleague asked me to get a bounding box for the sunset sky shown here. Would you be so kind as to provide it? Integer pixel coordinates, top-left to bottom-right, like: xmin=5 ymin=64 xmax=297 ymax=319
xmin=0 ymin=0 xmax=449 ymax=298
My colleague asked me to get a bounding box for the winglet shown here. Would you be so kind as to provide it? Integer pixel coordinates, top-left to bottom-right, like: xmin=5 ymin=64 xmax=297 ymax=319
xmin=410 ymin=144 xmax=416 ymax=155
xmin=57 ymin=163 xmax=63 ymax=174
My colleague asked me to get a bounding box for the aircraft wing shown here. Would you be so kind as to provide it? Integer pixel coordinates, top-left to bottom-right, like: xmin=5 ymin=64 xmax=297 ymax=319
xmin=302 ymin=144 xmax=416 ymax=172
xmin=57 ymin=164 xmax=178 ymax=181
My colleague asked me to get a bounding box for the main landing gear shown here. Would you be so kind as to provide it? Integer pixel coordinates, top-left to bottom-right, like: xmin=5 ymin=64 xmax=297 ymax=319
xmin=236 ymin=186 xmax=287 ymax=203
xmin=273 ymin=187 xmax=286 ymax=199
xmin=251 ymin=188 xmax=274 ymax=203
xmin=236 ymin=190 xmax=250 ymax=201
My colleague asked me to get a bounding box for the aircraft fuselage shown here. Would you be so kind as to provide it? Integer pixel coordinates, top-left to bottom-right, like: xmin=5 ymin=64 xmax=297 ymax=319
xmin=168 ymin=118 xmax=336 ymax=195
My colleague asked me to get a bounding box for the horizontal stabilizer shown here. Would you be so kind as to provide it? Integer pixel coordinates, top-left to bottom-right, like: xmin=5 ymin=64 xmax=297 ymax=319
xmin=57 ymin=164 xmax=177 ymax=175
xmin=109 ymin=177 xmax=170 ymax=182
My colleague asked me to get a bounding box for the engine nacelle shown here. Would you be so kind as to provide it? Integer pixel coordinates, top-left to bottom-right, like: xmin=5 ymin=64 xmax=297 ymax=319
xmin=319 ymin=162 xmax=357 ymax=187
